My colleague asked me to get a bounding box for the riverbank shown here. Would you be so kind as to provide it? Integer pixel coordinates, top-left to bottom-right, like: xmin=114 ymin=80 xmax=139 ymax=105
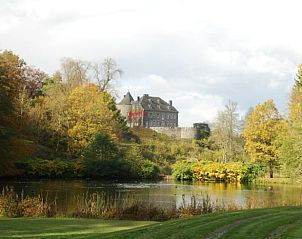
xmin=1 ymin=207 xmax=302 ymax=238
xmin=2 ymin=179 xmax=302 ymax=220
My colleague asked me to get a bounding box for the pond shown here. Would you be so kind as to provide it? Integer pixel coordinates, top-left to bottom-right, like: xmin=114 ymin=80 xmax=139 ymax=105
xmin=1 ymin=179 xmax=302 ymax=214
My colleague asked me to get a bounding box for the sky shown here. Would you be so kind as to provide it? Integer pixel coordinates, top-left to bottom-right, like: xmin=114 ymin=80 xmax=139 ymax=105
xmin=1 ymin=0 xmax=301 ymax=126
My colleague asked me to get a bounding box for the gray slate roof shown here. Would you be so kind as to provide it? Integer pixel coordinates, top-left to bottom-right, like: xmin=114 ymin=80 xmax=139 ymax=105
xmin=137 ymin=94 xmax=178 ymax=113
xmin=118 ymin=92 xmax=178 ymax=113
xmin=117 ymin=91 xmax=134 ymax=105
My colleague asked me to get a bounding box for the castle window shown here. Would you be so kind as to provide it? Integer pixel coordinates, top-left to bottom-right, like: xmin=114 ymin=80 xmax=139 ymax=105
xmin=161 ymin=114 xmax=165 ymax=120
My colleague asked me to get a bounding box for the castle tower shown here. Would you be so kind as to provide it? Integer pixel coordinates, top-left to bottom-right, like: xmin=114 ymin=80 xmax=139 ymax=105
xmin=116 ymin=91 xmax=134 ymax=125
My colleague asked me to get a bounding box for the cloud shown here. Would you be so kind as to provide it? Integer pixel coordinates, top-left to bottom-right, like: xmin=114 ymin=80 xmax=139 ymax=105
xmin=1 ymin=0 xmax=301 ymax=126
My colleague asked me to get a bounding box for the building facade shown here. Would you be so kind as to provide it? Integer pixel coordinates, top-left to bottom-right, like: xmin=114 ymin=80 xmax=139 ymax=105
xmin=117 ymin=92 xmax=178 ymax=128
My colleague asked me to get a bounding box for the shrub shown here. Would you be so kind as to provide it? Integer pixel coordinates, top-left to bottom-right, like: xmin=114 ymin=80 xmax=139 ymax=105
xmin=84 ymin=133 xmax=161 ymax=179
xmin=18 ymin=158 xmax=76 ymax=178
xmin=84 ymin=132 xmax=123 ymax=178
xmin=0 ymin=187 xmax=51 ymax=217
xmin=172 ymin=161 xmax=195 ymax=180
xmin=195 ymin=162 xmax=266 ymax=182
xmin=173 ymin=161 xmax=265 ymax=182
xmin=241 ymin=163 xmax=266 ymax=182
xmin=122 ymin=144 xmax=160 ymax=179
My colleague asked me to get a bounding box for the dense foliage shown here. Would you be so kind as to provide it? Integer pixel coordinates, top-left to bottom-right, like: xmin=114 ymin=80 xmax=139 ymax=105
xmin=1 ymin=50 xmax=302 ymax=181
xmin=278 ymin=65 xmax=302 ymax=178
xmin=172 ymin=161 xmax=265 ymax=182
xmin=243 ymin=100 xmax=286 ymax=178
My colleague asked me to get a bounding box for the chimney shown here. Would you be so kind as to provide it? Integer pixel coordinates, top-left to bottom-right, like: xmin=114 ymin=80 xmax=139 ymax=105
xmin=169 ymin=100 xmax=172 ymax=106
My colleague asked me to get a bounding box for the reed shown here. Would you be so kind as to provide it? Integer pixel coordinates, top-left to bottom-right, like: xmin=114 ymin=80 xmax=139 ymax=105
xmin=0 ymin=186 xmax=57 ymax=217
xmin=1 ymin=186 xmax=302 ymax=220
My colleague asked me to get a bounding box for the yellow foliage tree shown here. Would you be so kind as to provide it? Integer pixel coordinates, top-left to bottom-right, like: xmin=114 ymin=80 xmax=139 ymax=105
xmin=67 ymin=84 xmax=122 ymax=154
xmin=289 ymin=64 xmax=302 ymax=123
xmin=278 ymin=64 xmax=302 ymax=177
xmin=243 ymin=100 xmax=286 ymax=178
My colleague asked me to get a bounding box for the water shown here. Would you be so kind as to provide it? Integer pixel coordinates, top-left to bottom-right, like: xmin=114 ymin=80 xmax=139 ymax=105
xmin=1 ymin=179 xmax=302 ymax=213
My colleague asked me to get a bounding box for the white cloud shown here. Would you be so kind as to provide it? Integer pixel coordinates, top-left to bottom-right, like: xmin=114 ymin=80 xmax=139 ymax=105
xmin=1 ymin=0 xmax=301 ymax=126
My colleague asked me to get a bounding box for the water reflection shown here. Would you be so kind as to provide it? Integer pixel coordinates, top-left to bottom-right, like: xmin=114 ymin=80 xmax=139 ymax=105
xmin=0 ymin=179 xmax=301 ymax=214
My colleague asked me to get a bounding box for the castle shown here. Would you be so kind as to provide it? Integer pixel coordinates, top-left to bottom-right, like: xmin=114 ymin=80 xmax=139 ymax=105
xmin=117 ymin=92 xmax=178 ymax=128
xmin=117 ymin=92 xmax=210 ymax=139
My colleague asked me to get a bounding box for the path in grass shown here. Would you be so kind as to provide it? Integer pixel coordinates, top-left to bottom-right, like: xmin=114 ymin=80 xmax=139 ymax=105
xmin=102 ymin=207 xmax=302 ymax=239
xmin=1 ymin=207 xmax=302 ymax=239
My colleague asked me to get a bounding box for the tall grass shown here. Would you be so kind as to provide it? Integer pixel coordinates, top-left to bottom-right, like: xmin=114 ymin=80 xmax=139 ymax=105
xmin=1 ymin=186 xmax=302 ymax=220
xmin=0 ymin=186 xmax=57 ymax=217
xmin=72 ymin=191 xmax=171 ymax=220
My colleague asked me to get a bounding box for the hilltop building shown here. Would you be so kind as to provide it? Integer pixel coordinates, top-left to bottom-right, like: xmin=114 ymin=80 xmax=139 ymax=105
xmin=117 ymin=92 xmax=210 ymax=139
xmin=117 ymin=92 xmax=178 ymax=128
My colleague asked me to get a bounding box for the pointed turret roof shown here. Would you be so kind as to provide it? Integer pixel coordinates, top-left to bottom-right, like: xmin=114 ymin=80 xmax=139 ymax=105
xmin=117 ymin=91 xmax=134 ymax=105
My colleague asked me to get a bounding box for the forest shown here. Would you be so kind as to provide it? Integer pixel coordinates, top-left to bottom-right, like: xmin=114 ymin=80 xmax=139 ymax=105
xmin=1 ymin=50 xmax=302 ymax=182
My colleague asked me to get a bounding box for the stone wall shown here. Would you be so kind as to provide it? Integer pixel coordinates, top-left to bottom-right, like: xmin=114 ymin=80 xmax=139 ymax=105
xmin=150 ymin=127 xmax=198 ymax=139
xmin=180 ymin=127 xmax=198 ymax=139
xmin=150 ymin=127 xmax=181 ymax=138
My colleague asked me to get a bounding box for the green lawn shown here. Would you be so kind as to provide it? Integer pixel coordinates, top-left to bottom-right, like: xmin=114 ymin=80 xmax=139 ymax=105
xmin=1 ymin=207 xmax=302 ymax=239
xmin=0 ymin=218 xmax=156 ymax=238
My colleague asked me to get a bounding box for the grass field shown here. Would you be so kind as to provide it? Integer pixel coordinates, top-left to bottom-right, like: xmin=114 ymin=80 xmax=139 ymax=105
xmin=1 ymin=207 xmax=302 ymax=239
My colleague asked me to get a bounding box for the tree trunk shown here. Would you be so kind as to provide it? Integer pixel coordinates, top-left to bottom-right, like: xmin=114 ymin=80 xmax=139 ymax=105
xmin=269 ymin=162 xmax=274 ymax=178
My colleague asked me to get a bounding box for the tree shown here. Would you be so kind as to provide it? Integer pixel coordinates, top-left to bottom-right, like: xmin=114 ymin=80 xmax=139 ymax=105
xmin=18 ymin=66 xmax=49 ymax=128
xmin=37 ymin=72 xmax=70 ymax=151
xmin=0 ymin=50 xmax=26 ymax=174
xmin=23 ymin=66 xmax=48 ymax=98
xmin=67 ymin=84 xmax=125 ymax=155
xmin=61 ymin=58 xmax=90 ymax=88
xmin=84 ymin=132 xmax=120 ymax=161
xmin=243 ymin=100 xmax=285 ymax=178
xmin=93 ymin=58 xmax=122 ymax=92
xmin=279 ymin=65 xmax=302 ymax=177
xmin=0 ymin=51 xmax=25 ymax=124
xmin=211 ymin=100 xmax=242 ymax=163
xmin=84 ymin=132 xmax=122 ymax=177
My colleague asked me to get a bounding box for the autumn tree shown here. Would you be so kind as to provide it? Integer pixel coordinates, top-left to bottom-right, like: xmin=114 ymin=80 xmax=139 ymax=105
xmin=34 ymin=72 xmax=71 ymax=151
xmin=243 ymin=100 xmax=285 ymax=178
xmin=279 ymin=65 xmax=302 ymax=177
xmin=23 ymin=66 xmax=48 ymax=98
xmin=0 ymin=51 xmax=27 ymax=174
xmin=18 ymin=66 xmax=49 ymax=129
xmin=67 ymin=84 xmax=126 ymax=155
xmin=211 ymin=100 xmax=243 ymax=163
